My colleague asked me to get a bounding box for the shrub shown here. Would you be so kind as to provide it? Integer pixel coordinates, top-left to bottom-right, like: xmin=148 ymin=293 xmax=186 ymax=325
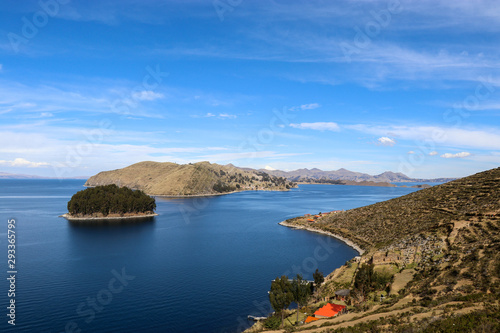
xmin=263 ymin=315 xmax=281 ymax=329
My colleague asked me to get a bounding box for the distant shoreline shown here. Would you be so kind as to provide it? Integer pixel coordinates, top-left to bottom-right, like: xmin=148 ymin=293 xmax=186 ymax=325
xmin=296 ymin=181 xmax=395 ymax=187
xmin=278 ymin=220 xmax=365 ymax=255
xmin=296 ymin=182 xmax=432 ymax=189
xmin=153 ymin=188 xmax=293 ymax=198
xmin=81 ymin=187 xmax=294 ymax=198
xmin=60 ymin=213 xmax=158 ymax=221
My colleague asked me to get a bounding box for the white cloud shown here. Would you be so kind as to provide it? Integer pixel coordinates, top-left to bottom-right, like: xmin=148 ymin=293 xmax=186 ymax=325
xmin=131 ymin=90 xmax=164 ymax=101
xmin=0 ymin=80 xmax=164 ymax=118
xmin=218 ymin=113 xmax=237 ymax=119
xmin=441 ymin=152 xmax=471 ymax=158
xmin=429 ymin=151 xmax=438 ymax=156
xmin=264 ymin=165 xmax=276 ymax=170
xmin=200 ymin=151 xmax=306 ymax=162
xmin=289 ymin=103 xmax=321 ymax=111
xmin=347 ymin=124 xmax=500 ymax=150
xmin=290 ymin=122 xmax=340 ymax=131
xmin=0 ymin=158 xmax=50 ymax=168
xmin=408 ymin=151 xmax=415 ymax=154
xmin=191 ymin=112 xmax=237 ymax=119
xmin=300 ymin=103 xmax=321 ymax=110
xmin=377 ymin=137 xmax=396 ymax=146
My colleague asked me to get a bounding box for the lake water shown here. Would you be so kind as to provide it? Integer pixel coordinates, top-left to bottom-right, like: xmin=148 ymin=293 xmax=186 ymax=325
xmin=0 ymin=180 xmax=422 ymax=332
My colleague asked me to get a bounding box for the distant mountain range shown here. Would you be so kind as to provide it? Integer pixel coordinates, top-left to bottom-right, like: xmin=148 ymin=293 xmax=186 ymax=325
xmin=0 ymin=166 xmax=454 ymax=183
xmin=0 ymin=172 xmax=48 ymax=179
xmin=257 ymin=167 xmax=455 ymax=183
xmin=0 ymin=172 xmax=87 ymax=180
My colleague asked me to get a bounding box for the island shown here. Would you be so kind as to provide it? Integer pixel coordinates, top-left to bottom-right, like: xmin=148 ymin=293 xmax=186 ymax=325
xmin=61 ymin=184 xmax=157 ymax=221
xmin=246 ymin=167 xmax=500 ymax=332
xmin=84 ymin=161 xmax=297 ymax=196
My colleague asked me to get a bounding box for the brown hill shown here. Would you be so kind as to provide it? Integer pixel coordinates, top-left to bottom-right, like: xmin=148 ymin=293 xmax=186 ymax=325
xmin=84 ymin=161 xmax=296 ymax=196
xmin=287 ymin=167 xmax=500 ymax=250
xmin=271 ymin=167 xmax=500 ymax=332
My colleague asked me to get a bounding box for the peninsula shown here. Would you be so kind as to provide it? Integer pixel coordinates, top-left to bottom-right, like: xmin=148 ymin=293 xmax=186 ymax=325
xmin=85 ymin=161 xmax=297 ymax=196
xmin=248 ymin=167 xmax=500 ymax=332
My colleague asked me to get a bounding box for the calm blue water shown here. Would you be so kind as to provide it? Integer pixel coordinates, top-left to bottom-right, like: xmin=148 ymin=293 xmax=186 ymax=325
xmin=0 ymin=180 xmax=422 ymax=332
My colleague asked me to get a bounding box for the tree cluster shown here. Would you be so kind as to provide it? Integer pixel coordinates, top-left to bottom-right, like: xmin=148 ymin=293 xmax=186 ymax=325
xmin=67 ymin=184 xmax=156 ymax=217
xmin=268 ymin=274 xmax=313 ymax=327
xmin=212 ymin=181 xmax=236 ymax=193
xmin=353 ymin=264 xmax=392 ymax=300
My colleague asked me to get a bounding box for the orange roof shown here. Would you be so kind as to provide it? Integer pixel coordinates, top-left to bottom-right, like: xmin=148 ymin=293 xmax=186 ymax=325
xmin=305 ymin=316 xmax=319 ymax=323
xmin=314 ymin=303 xmax=346 ymax=317
xmin=307 ymin=219 xmax=315 ymax=222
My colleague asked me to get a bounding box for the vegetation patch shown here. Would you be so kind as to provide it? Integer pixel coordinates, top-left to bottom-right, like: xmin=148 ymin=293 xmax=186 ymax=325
xmin=67 ymin=184 xmax=156 ymax=217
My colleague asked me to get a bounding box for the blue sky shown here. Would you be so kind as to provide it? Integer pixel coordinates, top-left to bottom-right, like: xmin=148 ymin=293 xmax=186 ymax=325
xmin=1 ymin=0 xmax=499 ymax=178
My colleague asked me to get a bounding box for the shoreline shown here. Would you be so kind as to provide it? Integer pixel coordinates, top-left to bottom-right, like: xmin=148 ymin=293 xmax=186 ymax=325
xmin=140 ymin=188 xmax=295 ymax=198
xmin=60 ymin=213 xmax=158 ymax=221
xmin=278 ymin=220 xmax=365 ymax=255
xmin=84 ymin=187 xmax=296 ymax=198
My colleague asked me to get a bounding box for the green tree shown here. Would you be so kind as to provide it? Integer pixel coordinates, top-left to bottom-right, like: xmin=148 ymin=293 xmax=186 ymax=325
xmin=291 ymin=274 xmax=312 ymax=324
xmin=67 ymin=184 xmax=156 ymax=217
xmin=269 ymin=276 xmax=293 ymax=327
xmin=354 ymin=263 xmax=375 ymax=300
xmin=313 ymin=269 xmax=324 ymax=290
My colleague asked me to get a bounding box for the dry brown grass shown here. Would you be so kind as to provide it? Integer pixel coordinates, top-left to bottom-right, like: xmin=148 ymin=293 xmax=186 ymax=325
xmin=85 ymin=161 xmax=296 ymax=196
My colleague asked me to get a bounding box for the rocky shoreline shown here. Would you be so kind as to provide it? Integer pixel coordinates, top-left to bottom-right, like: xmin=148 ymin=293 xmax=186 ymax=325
xmin=278 ymin=220 xmax=365 ymax=255
xmin=60 ymin=213 xmax=158 ymax=221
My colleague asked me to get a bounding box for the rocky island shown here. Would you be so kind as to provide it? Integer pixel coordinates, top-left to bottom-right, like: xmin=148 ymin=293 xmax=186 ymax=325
xmin=85 ymin=161 xmax=297 ymax=196
xmin=62 ymin=184 xmax=157 ymax=221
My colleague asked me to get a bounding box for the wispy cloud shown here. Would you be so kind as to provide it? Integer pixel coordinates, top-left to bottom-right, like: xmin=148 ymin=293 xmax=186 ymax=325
xmin=290 ymin=122 xmax=340 ymax=131
xmin=200 ymin=151 xmax=306 ymax=162
xmin=191 ymin=112 xmax=237 ymax=119
xmin=218 ymin=113 xmax=237 ymax=119
xmin=0 ymin=79 xmax=165 ymax=118
xmin=289 ymin=103 xmax=321 ymax=111
xmin=441 ymin=152 xmax=471 ymax=158
xmin=377 ymin=137 xmax=396 ymax=146
xmin=0 ymin=158 xmax=50 ymax=168
xmin=131 ymin=90 xmax=164 ymax=101
xmin=429 ymin=151 xmax=439 ymax=156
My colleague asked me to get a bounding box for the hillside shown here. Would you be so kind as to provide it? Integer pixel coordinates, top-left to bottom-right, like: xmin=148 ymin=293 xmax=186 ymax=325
xmin=262 ymin=168 xmax=454 ymax=183
xmin=256 ymin=167 xmax=500 ymax=332
xmin=85 ymin=161 xmax=296 ymax=196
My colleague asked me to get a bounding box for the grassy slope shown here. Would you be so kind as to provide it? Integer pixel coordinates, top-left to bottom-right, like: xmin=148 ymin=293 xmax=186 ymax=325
xmin=270 ymin=167 xmax=500 ymax=332
xmin=85 ymin=161 xmax=296 ymax=196
xmin=287 ymin=167 xmax=500 ymax=250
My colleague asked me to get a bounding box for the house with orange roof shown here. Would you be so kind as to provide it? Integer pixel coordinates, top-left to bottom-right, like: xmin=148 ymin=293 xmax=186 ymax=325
xmin=304 ymin=316 xmax=319 ymax=323
xmin=314 ymin=303 xmax=346 ymax=318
